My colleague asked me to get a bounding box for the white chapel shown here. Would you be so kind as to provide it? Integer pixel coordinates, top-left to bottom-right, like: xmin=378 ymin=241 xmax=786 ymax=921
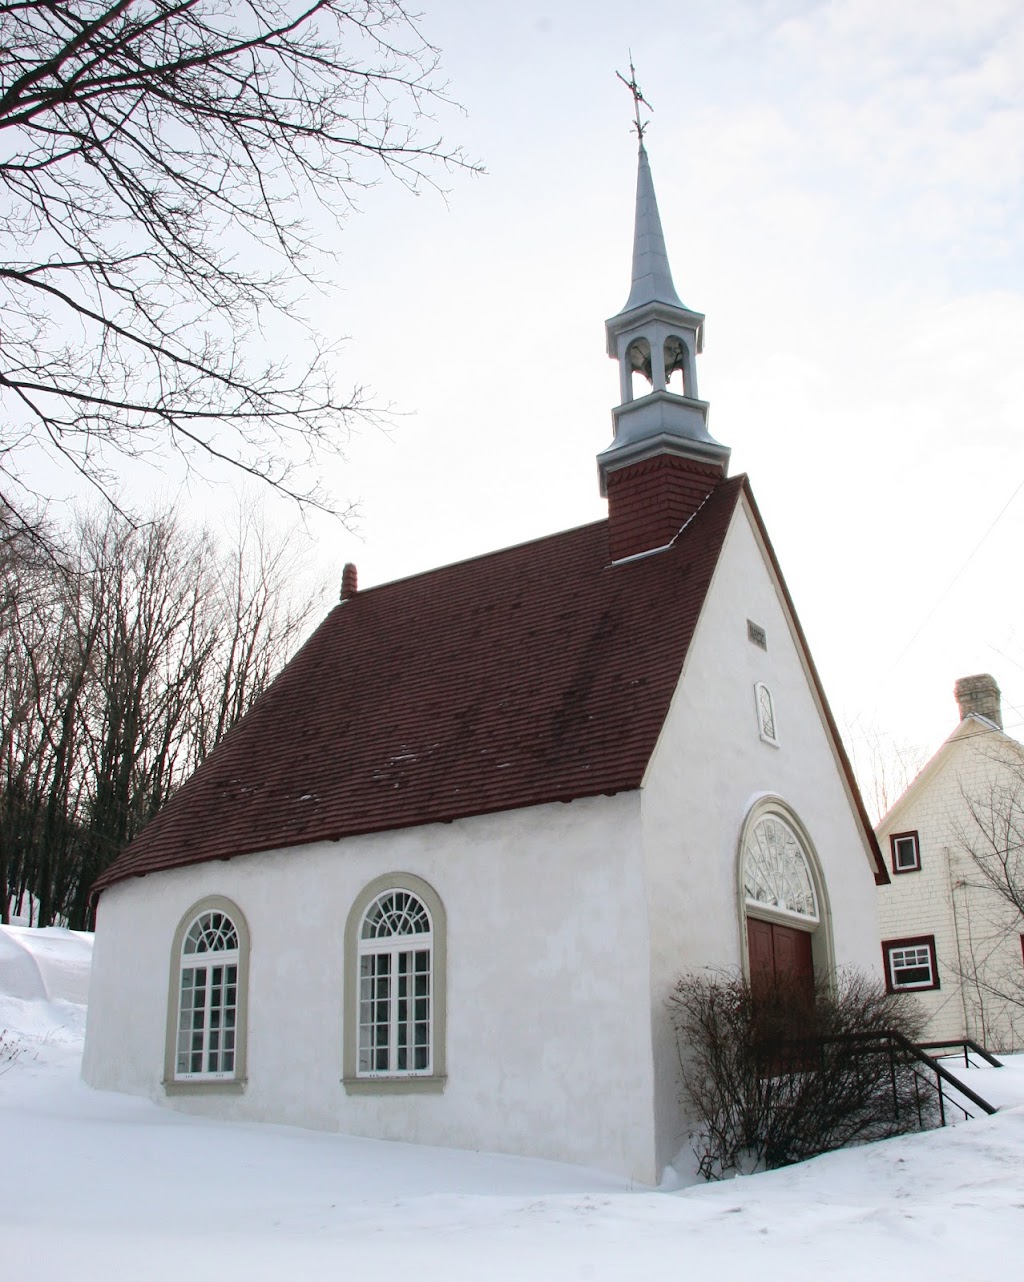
xmin=83 ymin=132 xmax=887 ymax=1183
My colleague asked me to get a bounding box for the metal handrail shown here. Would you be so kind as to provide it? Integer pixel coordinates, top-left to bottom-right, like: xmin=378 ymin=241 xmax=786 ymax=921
xmin=823 ymin=1029 xmax=997 ymax=1118
xmin=916 ymin=1038 xmax=1003 ymax=1069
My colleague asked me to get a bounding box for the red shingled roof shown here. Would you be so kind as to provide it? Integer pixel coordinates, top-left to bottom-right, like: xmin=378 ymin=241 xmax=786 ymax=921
xmin=92 ymin=476 xmax=743 ymax=894
xmin=91 ymin=474 xmax=884 ymax=895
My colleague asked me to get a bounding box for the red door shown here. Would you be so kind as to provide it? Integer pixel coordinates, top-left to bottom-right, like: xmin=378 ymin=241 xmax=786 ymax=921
xmin=747 ymin=918 xmax=814 ymax=1005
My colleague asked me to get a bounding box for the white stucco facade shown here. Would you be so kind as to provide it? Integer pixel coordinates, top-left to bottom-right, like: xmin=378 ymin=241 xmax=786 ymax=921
xmin=877 ymin=719 xmax=1024 ymax=1052
xmin=638 ymin=499 xmax=884 ymax=1172
xmin=84 ymin=791 xmax=664 ymax=1181
xmin=83 ymin=497 xmax=885 ymax=1183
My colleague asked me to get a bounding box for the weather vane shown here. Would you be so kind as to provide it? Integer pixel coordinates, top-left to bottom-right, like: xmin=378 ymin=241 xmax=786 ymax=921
xmin=616 ymin=55 xmax=652 ymax=139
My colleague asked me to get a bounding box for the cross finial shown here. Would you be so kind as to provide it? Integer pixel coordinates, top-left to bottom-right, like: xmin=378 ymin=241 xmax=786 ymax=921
xmin=616 ymin=55 xmax=652 ymax=139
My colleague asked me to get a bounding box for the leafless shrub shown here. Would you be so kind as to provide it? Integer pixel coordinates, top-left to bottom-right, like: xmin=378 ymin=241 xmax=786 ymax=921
xmin=670 ymin=969 xmax=933 ymax=1180
xmin=0 ymin=1028 xmax=23 ymax=1076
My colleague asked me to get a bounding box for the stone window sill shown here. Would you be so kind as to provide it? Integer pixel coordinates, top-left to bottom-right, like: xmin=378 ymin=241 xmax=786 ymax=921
xmin=342 ymin=1075 xmax=447 ymax=1096
xmin=163 ymin=1077 xmax=247 ymax=1096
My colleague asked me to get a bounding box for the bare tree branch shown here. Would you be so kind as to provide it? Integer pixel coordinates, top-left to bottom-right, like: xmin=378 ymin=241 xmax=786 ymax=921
xmin=0 ymin=1 xmax=476 ymax=532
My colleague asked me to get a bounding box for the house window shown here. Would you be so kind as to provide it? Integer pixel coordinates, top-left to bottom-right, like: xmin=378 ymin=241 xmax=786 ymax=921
xmin=755 ymin=682 xmax=778 ymax=744
xmin=343 ymin=874 xmax=447 ymax=1094
xmin=883 ymin=936 xmax=939 ymax=992
xmin=359 ymin=889 xmax=432 ymax=1075
xmin=890 ymin=831 xmax=921 ymax=874
xmin=165 ymin=896 xmax=250 ymax=1092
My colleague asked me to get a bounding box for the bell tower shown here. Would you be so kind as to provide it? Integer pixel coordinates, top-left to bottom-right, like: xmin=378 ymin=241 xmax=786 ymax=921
xmin=599 ymin=71 xmax=730 ymax=562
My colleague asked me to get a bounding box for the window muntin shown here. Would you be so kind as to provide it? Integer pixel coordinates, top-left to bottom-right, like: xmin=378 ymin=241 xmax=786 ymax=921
xmin=884 ymin=936 xmax=939 ymax=991
xmin=890 ymin=831 xmax=921 ymax=874
xmin=357 ymin=889 xmax=433 ymax=1077
xmin=175 ymin=909 xmax=240 ymax=1080
xmin=743 ymin=814 xmax=819 ymax=922
xmin=755 ymin=682 xmax=778 ymax=744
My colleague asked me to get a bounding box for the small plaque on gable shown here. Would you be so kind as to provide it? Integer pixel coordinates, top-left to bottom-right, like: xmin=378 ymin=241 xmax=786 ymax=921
xmin=747 ymin=619 xmax=767 ymax=650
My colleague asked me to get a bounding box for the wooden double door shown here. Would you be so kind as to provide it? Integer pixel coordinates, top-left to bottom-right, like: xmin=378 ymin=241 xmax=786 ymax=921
xmin=747 ymin=917 xmax=814 ymax=1006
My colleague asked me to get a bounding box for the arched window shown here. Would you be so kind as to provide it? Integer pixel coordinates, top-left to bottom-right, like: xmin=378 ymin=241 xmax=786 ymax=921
xmin=343 ymin=874 xmax=447 ymax=1093
xmin=754 ymin=682 xmax=778 ymax=745
xmin=743 ymin=813 xmax=819 ymax=922
xmin=359 ymin=889 xmax=432 ymax=1075
xmin=165 ymin=897 xmax=249 ymax=1091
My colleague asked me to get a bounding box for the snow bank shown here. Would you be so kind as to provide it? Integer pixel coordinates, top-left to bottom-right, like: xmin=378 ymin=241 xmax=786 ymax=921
xmin=0 ymin=924 xmax=1022 ymax=1282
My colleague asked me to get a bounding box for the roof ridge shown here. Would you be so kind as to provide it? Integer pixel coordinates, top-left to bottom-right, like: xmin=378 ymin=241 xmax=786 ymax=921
xmin=345 ymin=516 xmax=611 ymax=600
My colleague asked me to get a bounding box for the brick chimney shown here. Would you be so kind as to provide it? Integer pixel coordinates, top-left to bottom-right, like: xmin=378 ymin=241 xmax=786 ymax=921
xmin=340 ymin=562 xmax=358 ymax=602
xmin=954 ymin=673 xmax=1002 ymax=729
xmin=604 ymin=455 xmax=722 ymax=562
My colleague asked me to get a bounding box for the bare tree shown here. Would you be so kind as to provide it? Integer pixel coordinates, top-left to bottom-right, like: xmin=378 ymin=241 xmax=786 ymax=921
xmin=0 ymin=2 xmax=472 ymax=534
xmin=1 ymin=497 xmax=325 ymax=927
xmin=951 ymin=747 xmax=1024 ymax=1038
xmin=846 ymin=720 xmax=927 ymax=825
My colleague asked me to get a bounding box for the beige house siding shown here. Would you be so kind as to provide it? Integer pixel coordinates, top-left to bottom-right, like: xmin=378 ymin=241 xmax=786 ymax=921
xmin=877 ymin=720 xmax=1024 ymax=1052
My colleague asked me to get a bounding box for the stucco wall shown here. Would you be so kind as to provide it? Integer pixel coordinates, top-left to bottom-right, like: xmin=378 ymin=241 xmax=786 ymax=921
xmin=83 ymin=792 xmax=661 ymax=1182
xmin=877 ymin=727 xmax=1024 ymax=1051
xmin=639 ymin=499 xmax=884 ymax=1174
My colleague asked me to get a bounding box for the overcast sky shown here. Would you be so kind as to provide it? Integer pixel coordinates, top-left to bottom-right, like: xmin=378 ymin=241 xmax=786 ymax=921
xmin=295 ymin=0 xmax=1023 ymax=790
xmin=37 ymin=1 xmax=1024 ymax=799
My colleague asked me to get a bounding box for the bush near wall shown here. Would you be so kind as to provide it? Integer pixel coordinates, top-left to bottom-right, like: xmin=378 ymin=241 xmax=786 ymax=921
xmin=670 ymin=969 xmax=933 ymax=1180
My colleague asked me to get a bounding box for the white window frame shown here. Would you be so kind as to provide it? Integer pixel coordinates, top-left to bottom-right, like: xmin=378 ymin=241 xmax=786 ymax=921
xmin=754 ymin=682 xmax=779 ymax=746
xmin=164 ymin=896 xmax=249 ymax=1094
xmin=890 ymin=831 xmax=921 ymax=874
xmin=884 ymin=936 xmax=939 ymax=991
xmin=343 ymin=873 xmax=447 ymax=1095
xmin=357 ymin=890 xmax=433 ymax=1077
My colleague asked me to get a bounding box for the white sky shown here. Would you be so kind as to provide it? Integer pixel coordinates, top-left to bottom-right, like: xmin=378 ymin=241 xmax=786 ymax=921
xmin=25 ymin=1 xmax=1024 ymax=790
xmin=301 ymin=0 xmax=1024 ymax=781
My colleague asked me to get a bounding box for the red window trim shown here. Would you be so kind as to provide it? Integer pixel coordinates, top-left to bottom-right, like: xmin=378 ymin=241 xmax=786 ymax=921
xmin=889 ymin=830 xmax=921 ymax=874
xmin=882 ymin=934 xmax=939 ymax=993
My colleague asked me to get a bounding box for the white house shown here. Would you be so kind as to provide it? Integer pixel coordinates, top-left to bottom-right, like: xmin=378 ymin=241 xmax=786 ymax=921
xmin=82 ymin=139 xmax=887 ymax=1184
xmin=877 ymin=674 xmax=1024 ymax=1053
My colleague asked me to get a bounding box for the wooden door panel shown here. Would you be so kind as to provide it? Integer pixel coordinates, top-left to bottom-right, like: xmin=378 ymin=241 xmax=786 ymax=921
xmin=747 ymin=919 xmax=814 ymax=1003
xmin=771 ymin=921 xmax=815 ymax=1006
xmin=747 ymin=918 xmax=775 ymax=1000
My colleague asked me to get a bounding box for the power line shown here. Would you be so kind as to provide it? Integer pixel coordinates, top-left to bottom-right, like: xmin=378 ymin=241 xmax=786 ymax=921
xmin=888 ymin=473 xmax=1024 ymax=674
xmin=847 ymin=474 xmax=1024 ymax=735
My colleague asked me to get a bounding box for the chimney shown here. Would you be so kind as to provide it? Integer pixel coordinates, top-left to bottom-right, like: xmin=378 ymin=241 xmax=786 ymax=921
xmin=604 ymin=455 xmax=722 ymax=561
xmin=340 ymin=562 xmax=358 ymax=602
xmin=954 ymin=673 xmax=1002 ymax=729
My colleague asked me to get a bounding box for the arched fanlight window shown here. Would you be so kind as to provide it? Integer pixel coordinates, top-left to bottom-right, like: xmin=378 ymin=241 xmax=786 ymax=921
xmin=358 ymin=888 xmax=434 ymax=1076
xmin=743 ymin=814 xmax=819 ymax=922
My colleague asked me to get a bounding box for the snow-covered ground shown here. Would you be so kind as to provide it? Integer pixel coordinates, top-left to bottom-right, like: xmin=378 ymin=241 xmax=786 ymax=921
xmin=1 ymin=925 xmax=1022 ymax=1280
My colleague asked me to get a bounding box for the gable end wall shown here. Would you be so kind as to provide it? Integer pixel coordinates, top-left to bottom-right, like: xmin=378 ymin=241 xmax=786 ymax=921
xmin=877 ymin=730 xmax=1024 ymax=1050
xmin=638 ymin=500 xmax=883 ymax=1174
